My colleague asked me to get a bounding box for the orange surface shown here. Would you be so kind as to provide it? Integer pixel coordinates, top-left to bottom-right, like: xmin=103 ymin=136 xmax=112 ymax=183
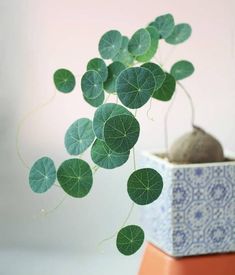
xmin=139 ymin=243 xmax=235 ymax=275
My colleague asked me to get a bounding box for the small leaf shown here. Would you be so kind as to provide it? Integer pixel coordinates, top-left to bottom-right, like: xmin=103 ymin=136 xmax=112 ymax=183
xmin=170 ymin=60 xmax=194 ymax=80
xmin=136 ymin=27 xmax=159 ymax=63
xmin=93 ymin=103 xmax=132 ymax=140
xmin=29 ymin=157 xmax=56 ymax=193
xmin=152 ymin=73 xmax=176 ymax=101
xmin=165 ymin=23 xmax=192 ymax=44
xmin=83 ymin=90 xmax=104 ymax=107
xmin=104 ymin=61 xmax=126 ymax=93
xmin=116 ymin=67 xmax=156 ymax=109
xmin=98 ymin=30 xmax=122 ymax=59
xmin=64 ymin=118 xmax=95 ymax=155
xmin=141 ymin=62 xmax=165 ymax=91
xmin=91 ymin=139 xmax=130 ymax=169
xmin=81 ymin=70 xmax=103 ymax=99
xmin=57 ymin=159 xmax=93 ymax=198
xmin=112 ymin=36 xmax=134 ymax=66
xmin=87 ymin=58 xmax=108 ymax=81
xmin=116 ymin=225 xmax=145 ymax=256
xmin=153 ymin=13 xmax=175 ymax=39
xmin=127 ymin=168 xmax=163 ymax=205
xmin=53 ymin=69 xmax=76 ymax=93
xmin=128 ymin=29 xmax=151 ymax=56
xmin=104 ymin=114 xmax=140 ymax=153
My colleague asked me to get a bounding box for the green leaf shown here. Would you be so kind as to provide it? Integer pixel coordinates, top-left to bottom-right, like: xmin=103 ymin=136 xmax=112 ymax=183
xmin=104 ymin=114 xmax=140 ymax=153
xmin=104 ymin=62 xmax=126 ymax=93
xmin=152 ymin=72 xmax=176 ymax=101
xmin=93 ymin=103 xmax=132 ymax=140
xmin=116 ymin=67 xmax=155 ymax=109
xmin=165 ymin=23 xmax=192 ymax=44
xmin=170 ymin=60 xmax=194 ymax=80
xmin=64 ymin=118 xmax=95 ymax=155
xmin=91 ymin=139 xmax=130 ymax=169
xmin=116 ymin=225 xmax=145 ymax=256
xmin=29 ymin=157 xmax=56 ymax=193
xmin=153 ymin=14 xmax=175 ymax=39
xmin=128 ymin=29 xmax=151 ymax=56
xmin=141 ymin=62 xmax=165 ymax=90
xmin=81 ymin=70 xmax=103 ymax=99
xmin=87 ymin=58 xmax=108 ymax=81
xmin=127 ymin=168 xmax=163 ymax=205
xmin=57 ymin=159 xmax=93 ymax=198
xmin=136 ymin=27 xmax=159 ymax=63
xmin=98 ymin=30 xmax=122 ymax=59
xmin=53 ymin=69 xmax=76 ymax=93
xmin=112 ymin=36 xmax=134 ymax=66
xmin=83 ymin=90 xmax=104 ymax=107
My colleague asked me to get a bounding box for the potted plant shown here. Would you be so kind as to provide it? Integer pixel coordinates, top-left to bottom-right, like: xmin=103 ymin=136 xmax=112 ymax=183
xmin=24 ymin=13 xmax=234 ymax=258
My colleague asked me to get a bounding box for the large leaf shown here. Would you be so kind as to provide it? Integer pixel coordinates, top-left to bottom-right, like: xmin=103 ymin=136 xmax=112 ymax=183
xmin=87 ymin=58 xmax=108 ymax=81
xmin=53 ymin=69 xmax=76 ymax=93
xmin=127 ymin=168 xmax=163 ymax=205
xmin=165 ymin=23 xmax=192 ymax=44
xmin=93 ymin=103 xmax=132 ymax=140
xmin=136 ymin=26 xmax=159 ymax=62
xmin=57 ymin=159 xmax=93 ymax=198
xmin=116 ymin=67 xmax=156 ymax=109
xmin=112 ymin=36 xmax=134 ymax=66
xmin=81 ymin=70 xmax=103 ymax=99
xmin=141 ymin=62 xmax=165 ymax=91
xmin=98 ymin=30 xmax=122 ymax=59
xmin=128 ymin=29 xmax=151 ymax=56
xmin=116 ymin=225 xmax=145 ymax=256
xmin=103 ymin=61 xmax=126 ymax=93
xmin=29 ymin=157 xmax=56 ymax=193
xmin=104 ymin=114 xmax=140 ymax=153
xmin=170 ymin=60 xmax=194 ymax=80
xmin=64 ymin=118 xmax=95 ymax=155
xmin=152 ymin=72 xmax=175 ymax=101
xmin=151 ymin=13 xmax=175 ymax=39
xmin=91 ymin=139 xmax=129 ymax=169
xmin=83 ymin=90 xmax=104 ymax=107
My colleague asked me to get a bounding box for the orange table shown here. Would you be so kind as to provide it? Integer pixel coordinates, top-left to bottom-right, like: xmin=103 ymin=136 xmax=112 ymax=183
xmin=139 ymin=243 xmax=235 ymax=275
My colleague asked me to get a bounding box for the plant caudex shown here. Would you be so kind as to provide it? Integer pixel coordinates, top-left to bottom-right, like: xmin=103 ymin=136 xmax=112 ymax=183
xmin=29 ymin=14 xmax=194 ymax=256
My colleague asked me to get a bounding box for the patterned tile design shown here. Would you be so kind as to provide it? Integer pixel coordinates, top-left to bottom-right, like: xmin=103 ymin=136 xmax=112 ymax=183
xmin=141 ymin=153 xmax=235 ymax=257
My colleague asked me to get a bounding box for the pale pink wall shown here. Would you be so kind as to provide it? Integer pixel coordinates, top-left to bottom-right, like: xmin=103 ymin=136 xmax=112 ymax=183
xmin=1 ymin=0 xmax=235 ymax=256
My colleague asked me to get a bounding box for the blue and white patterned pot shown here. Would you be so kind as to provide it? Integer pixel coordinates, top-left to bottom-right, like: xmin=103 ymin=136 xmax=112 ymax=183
xmin=141 ymin=151 xmax=235 ymax=257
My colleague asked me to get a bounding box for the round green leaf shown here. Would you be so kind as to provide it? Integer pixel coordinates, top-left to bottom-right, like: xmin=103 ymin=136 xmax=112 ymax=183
xmin=104 ymin=61 xmax=126 ymax=93
xmin=64 ymin=118 xmax=95 ymax=155
xmin=153 ymin=13 xmax=175 ymax=39
xmin=136 ymin=27 xmax=159 ymax=63
xmin=98 ymin=30 xmax=122 ymax=59
xmin=91 ymin=139 xmax=130 ymax=169
xmin=29 ymin=157 xmax=56 ymax=193
xmin=53 ymin=69 xmax=76 ymax=93
xmin=128 ymin=29 xmax=151 ymax=56
xmin=81 ymin=70 xmax=103 ymax=99
xmin=165 ymin=23 xmax=192 ymax=44
xmin=112 ymin=36 xmax=134 ymax=66
xmin=141 ymin=62 xmax=166 ymax=91
xmin=57 ymin=159 xmax=93 ymax=198
xmin=87 ymin=58 xmax=108 ymax=81
xmin=83 ymin=90 xmax=104 ymax=107
xmin=127 ymin=168 xmax=163 ymax=205
xmin=104 ymin=114 xmax=140 ymax=153
xmin=116 ymin=67 xmax=155 ymax=109
xmin=152 ymin=72 xmax=175 ymax=101
xmin=170 ymin=60 xmax=194 ymax=80
xmin=93 ymin=103 xmax=132 ymax=140
xmin=116 ymin=225 xmax=145 ymax=256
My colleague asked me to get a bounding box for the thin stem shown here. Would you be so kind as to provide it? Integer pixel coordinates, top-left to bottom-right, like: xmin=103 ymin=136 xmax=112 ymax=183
xmin=104 ymin=93 xmax=111 ymax=103
xmin=177 ymin=81 xmax=196 ymax=127
xmin=16 ymin=90 xmax=57 ymax=169
xmin=40 ymin=195 xmax=67 ymax=216
xmin=146 ymin=97 xmax=154 ymax=121
xmin=133 ymin=147 xmax=136 ymax=171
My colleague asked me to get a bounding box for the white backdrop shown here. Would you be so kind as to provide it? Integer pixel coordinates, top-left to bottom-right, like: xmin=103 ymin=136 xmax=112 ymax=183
xmin=0 ymin=0 xmax=235 ymax=274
